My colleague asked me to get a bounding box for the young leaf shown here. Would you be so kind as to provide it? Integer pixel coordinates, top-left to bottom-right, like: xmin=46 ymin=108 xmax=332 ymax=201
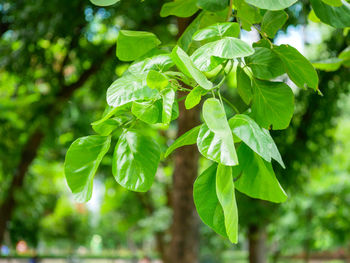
xmin=113 ymin=130 xmax=161 ymax=192
xmin=193 ymin=22 xmax=240 ymax=42
xmin=197 ymin=0 xmax=229 ymax=12
xmin=65 ymin=135 xmax=111 ymax=202
xmin=131 ymin=101 xmax=160 ymax=124
xmin=233 ymin=144 xmax=288 ymax=203
xmin=107 ymin=74 xmax=159 ymax=107
xmin=236 ymin=66 xmax=253 ymax=105
xmin=229 ymin=114 xmax=285 ymax=168
xmin=116 ymin=30 xmax=161 ymax=62
xmin=90 ymin=0 xmax=119 ymax=6
xmin=273 ymin=44 xmax=319 ymax=91
xmin=178 ymin=10 xmax=227 ymax=51
xmin=193 ymin=164 xmax=227 ymax=238
xmin=261 ymin=10 xmax=288 ymax=38
xmin=310 ymin=0 xmax=350 ymax=28
xmin=146 ymin=70 xmax=169 ymax=90
xmin=216 ymin=164 xmax=238 ymax=243
xmin=245 ymin=47 xmax=285 ymax=80
xmin=245 ymin=0 xmax=297 ymax=10
xmin=171 ymin=46 xmax=213 ymax=90
xmin=165 ymin=125 xmax=202 ymax=157
xmin=250 ymin=80 xmax=294 ymax=130
xmin=161 ymin=88 xmax=175 ymax=124
xmin=191 ymin=37 xmax=254 ymax=71
xmin=198 ymin=98 xmax=238 ymax=166
xmin=185 ymin=86 xmax=206 ymax=109
xmin=160 ymin=0 xmax=199 ymax=18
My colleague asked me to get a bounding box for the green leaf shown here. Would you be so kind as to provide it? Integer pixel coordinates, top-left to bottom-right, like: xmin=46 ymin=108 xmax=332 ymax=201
xmin=107 ymin=74 xmax=158 ymax=107
xmin=216 ymin=164 xmax=238 ymax=243
xmin=193 ymin=22 xmax=240 ymax=41
xmin=261 ymin=10 xmax=288 ymax=38
xmin=113 ymin=130 xmax=160 ymax=192
xmin=245 ymin=47 xmax=285 ymax=80
xmin=131 ymin=101 xmax=160 ymax=124
xmin=193 ymin=164 xmax=227 ymax=238
xmin=185 ymin=86 xmax=206 ymax=109
xmin=171 ymin=46 xmax=213 ymax=90
xmin=191 ymin=37 xmax=254 ymax=71
xmin=160 ymin=0 xmax=199 ymax=17
xmin=90 ymin=0 xmax=119 ymax=6
xmin=321 ymin=0 xmax=343 ymax=6
xmin=161 ymin=88 xmax=176 ymax=124
xmin=91 ymin=103 xmax=131 ymax=127
xmin=116 ymin=30 xmax=161 ymax=62
xmin=178 ymin=11 xmax=227 ymax=51
xmin=197 ymin=0 xmax=229 ymax=12
xmin=273 ymin=44 xmax=319 ymax=90
xmin=236 ymin=66 xmax=253 ymax=105
xmin=229 ymin=114 xmax=285 ymax=167
xmin=92 ymin=117 xmax=124 ymax=136
xmin=339 ymin=46 xmax=350 ymax=60
xmin=312 ymin=58 xmax=343 ymax=72
xmin=129 ymin=54 xmax=174 ymax=74
xmin=233 ymin=144 xmax=288 ymax=203
xmin=308 ymin=9 xmax=321 ymax=23
xmin=146 ymin=70 xmax=169 ymax=90
xmin=198 ymin=98 xmax=238 ymax=166
xmin=250 ymin=80 xmax=294 ymax=130
xmin=245 ymin=0 xmax=297 ymax=10
xmin=310 ymin=0 xmax=350 ymax=28
xmin=65 ymin=135 xmax=111 ymax=202
xmin=235 ymin=0 xmax=262 ymax=30
xmin=165 ymin=125 xmax=202 ymax=157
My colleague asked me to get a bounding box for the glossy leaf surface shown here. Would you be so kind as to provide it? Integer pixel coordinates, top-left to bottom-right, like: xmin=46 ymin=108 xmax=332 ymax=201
xmin=160 ymin=0 xmax=199 ymax=17
xmin=216 ymin=164 xmax=238 ymax=243
xmin=245 ymin=0 xmax=297 ymax=10
xmin=65 ymin=136 xmax=111 ymax=202
xmin=171 ymin=46 xmax=213 ymax=90
xmin=113 ymin=131 xmax=160 ymax=192
xmin=229 ymin=114 xmax=285 ymax=167
xmin=165 ymin=125 xmax=202 ymax=157
xmin=245 ymin=47 xmax=285 ymax=80
xmin=250 ymin=80 xmax=294 ymax=130
xmin=193 ymin=164 xmax=227 ymax=237
xmin=116 ymin=30 xmax=161 ymax=62
xmin=193 ymin=22 xmax=240 ymax=41
xmin=233 ymin=144 xmax=288 ymax=203
xmin=273 ymin=44 xmax=319 ymax=91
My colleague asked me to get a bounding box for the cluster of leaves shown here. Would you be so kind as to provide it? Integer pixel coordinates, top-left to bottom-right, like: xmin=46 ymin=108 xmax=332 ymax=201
xmin=64 ymin=0 xmax=350 ymax=243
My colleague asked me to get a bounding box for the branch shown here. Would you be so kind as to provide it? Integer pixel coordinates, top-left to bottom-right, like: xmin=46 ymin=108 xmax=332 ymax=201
xmin=58 ymin=45 xmax=115 ymax=101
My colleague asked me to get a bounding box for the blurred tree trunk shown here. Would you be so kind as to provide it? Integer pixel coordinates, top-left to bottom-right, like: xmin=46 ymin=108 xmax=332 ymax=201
xmin=166 ymin=17 xmax=200 ymax=263
xmin=0 ymin=130 xmax=44 ymax=245
xmin=248 ymin=224 xmax=267 ymax=263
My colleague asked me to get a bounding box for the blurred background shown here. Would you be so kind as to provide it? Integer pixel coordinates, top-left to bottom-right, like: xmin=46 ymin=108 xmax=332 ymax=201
xmin=0 ymin=0 xmax=349 ymax=262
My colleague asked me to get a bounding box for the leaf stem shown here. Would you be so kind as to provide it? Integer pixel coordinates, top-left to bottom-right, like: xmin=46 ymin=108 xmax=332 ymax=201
xmin=222 ymin=96 xmax=240 ymax=114
xmin=227 ymin=0 xmax=233 ymax=21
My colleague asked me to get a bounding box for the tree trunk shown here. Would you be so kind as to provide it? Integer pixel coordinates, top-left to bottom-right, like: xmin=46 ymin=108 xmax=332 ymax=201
xmin=167 ymin=93 xmax=200 ymax=263
xmin=248 ymin=224 xmax=267 ymax=263
xmin=165 ymin=17 xmax=200 ymax=263
xmin=0 ymin=130 xmax=44 ymax=244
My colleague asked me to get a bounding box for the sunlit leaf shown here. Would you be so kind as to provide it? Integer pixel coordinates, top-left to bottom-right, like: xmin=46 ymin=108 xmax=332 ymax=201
xmin=113 ymin=130 xmax=160 ymax=192
xmin=65 ymin=136 xmax=111 ymax=202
